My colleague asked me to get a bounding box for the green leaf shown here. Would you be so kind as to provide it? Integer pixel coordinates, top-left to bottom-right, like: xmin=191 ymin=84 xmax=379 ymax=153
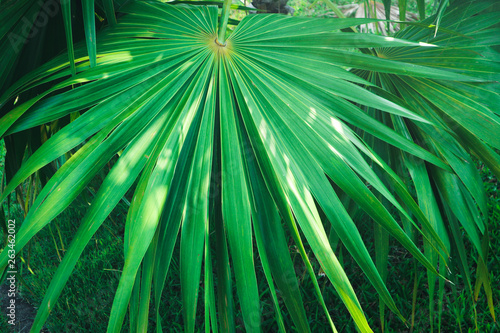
xmin=30 ymin=108 xmax=167 ymax=332
xmin=220 ymin=58 xmax=261 ymax=332
xmin=417 ymin=0 xmax=425 ymax=19
xmin=82 ymin=0 xmax=97 ymax=67
xmin=60 ymin=0 xmax=76 ymax=76
xmin=246 ymin=127 xmax=309 ymax=332
xmin=102 ymin=0 xmax=117 ymax=26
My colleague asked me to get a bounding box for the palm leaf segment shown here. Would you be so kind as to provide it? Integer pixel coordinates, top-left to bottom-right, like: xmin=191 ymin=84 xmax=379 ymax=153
xmin=352 ymin=0 xmax=500 ymax=324
xmin=0 ymin=0 xmax=498 ymax=331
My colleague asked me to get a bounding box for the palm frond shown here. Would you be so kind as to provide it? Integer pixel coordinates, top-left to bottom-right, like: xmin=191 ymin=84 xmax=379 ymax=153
xmin=352 ymin=0 xmax=499 ymax=327
xmin=0 ymin=0 xmax=498 ymax=331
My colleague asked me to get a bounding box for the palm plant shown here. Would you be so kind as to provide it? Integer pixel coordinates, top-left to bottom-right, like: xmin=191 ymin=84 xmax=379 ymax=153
xmin=325 ymin=1 xmax=418 ymax=34
xmin=0 ymin=0 xmax=498 ymax=331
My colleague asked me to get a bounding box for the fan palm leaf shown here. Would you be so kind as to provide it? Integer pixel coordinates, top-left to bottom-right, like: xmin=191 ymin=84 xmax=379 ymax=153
xmin=0 ymin=0 xmax=498 ymax=331
xmin=351 ymin=0 xmax=499 ymax=326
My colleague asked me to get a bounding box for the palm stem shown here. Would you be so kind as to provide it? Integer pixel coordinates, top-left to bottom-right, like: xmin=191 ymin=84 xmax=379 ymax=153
xmin=321 ymin=0 xmax=357 ymax=33
xmin=321 ymin=0 xmax=345 ymax=18
xmin=218 ymin=0 xmax=232 ymax=44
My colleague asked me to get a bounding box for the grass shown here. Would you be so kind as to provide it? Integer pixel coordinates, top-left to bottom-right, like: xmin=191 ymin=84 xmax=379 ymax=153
xmin=23 ymin=209 xmax=125 ymax=332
